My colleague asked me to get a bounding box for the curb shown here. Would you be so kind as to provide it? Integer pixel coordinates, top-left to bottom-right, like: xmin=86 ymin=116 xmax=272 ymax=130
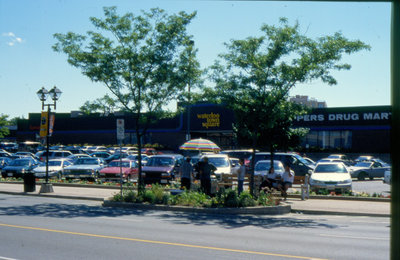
xmin=290 ymin=209 xmax=391 ymax=218
xmin=0 ymin=190 xmax=105 ymax=202
xmin=102 ymin=200 xmax=292 ymax=215
xmin=287 ymin=194 xmax=390 ymax=202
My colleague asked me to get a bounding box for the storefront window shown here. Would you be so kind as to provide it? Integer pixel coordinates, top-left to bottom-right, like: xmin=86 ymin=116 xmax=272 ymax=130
xmin=303 ymin=130 xmax=352 ymax=150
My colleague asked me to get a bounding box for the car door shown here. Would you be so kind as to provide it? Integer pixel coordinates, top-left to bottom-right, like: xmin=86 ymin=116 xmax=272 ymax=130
xmin=370 ymin=162 xmax=384 ymax=178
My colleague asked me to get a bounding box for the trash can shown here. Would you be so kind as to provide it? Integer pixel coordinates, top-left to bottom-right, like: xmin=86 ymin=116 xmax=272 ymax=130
xmin=23 ymin=171 xmax=36 ymax=192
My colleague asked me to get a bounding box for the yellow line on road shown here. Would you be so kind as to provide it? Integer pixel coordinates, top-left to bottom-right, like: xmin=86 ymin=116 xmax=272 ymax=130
xmin=0 ymin=223 xmax=327 ymax=260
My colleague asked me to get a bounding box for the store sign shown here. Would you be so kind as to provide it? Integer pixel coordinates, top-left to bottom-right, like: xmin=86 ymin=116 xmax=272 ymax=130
xmin=296 ymin=112 xmax=391 ymax=123
xmin=197 ymin=112 xmax=220 ymax=129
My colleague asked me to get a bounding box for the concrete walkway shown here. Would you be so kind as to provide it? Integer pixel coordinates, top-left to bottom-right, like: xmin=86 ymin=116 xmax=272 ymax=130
xmin=0 ymin=182 xmax=391 ymax=217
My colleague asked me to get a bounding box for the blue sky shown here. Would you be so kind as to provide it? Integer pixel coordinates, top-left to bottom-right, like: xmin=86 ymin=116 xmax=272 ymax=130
xmin=0 ymin=0 xmax=391 ymax=119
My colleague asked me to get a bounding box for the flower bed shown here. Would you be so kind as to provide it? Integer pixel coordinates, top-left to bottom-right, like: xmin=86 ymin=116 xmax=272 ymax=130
xmin=112 ymin=184 xmax=279 ymax=208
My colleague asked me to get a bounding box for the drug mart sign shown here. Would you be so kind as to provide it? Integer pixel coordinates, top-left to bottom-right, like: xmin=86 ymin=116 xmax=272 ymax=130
xmin=293 ymin=106 xmax=391 ymax=126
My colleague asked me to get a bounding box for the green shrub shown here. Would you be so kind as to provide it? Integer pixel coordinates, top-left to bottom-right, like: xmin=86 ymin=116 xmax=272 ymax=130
xmin=239 ymin=192 xmax=256 ymax=207
xmin=258 ymin=192 xmax=275 ymax=206
xmin=143 ymin=190 xmax=156 ymax=204
xmin=224 ymin=189 xmax=239 ymax=208
xmin=150 ymin=184 xmax=165 ymax=204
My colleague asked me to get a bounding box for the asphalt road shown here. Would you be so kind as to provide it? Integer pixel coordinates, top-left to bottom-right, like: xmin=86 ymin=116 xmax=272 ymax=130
xmin=0 ymin=194 xmax=390 ymax=260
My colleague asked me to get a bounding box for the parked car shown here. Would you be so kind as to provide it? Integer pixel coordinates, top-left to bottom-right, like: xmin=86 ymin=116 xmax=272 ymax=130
xmin=126 ymin=154 xmax=149 ymax=165
xmin=310 ymin=162 xmax=352 ymax=193
xmin=142 ymin=154 xmax=183 ymax=184
xmin=327 ymin=154 xmax=352 ymax=165
xmin=0 ymin=150 xmax=12 ymax=157
xmin=383 ymin=170 xmax=391 ymax=184
xmin=355 ymin=155 xmax=374 ymax=162
xmin=316 ymin=158 xmax=352 ymax=167
xmin=303 ymin=157 xmax=316 ymax=166
xmin=0 ymin=157 xmax=12 ymax=173
xmin=1 ymin=158 xmax=40 ymax=178
xmin=200 ymin=154 xmax=235 ymax=178
xmin=13 ymin=152 xmax=38 ymax=160
xmin=62 ymin=157 xmax=106 ymax=181
xmin=36 ymin=150 xmax=73 ymax=162
xmin=220 ymin=149 xmax=256 ymax=160
xmin=349 ymin=161 xmax=391 ymax=180
xmin=254 ymin=160 xmax=285 ymax=177
xmin=104 ymin=153 xmax=129 ymax=164
xmin=90 ymin=152 xmax=111 ymax=159
xmin=67 ymin=153 xmax=92 ymax=163
xmin=251 ymin=152 xmax=314 ymax=176
xmin=141 ymin=148 xmax=159 ymax=155
xmin=99 ymin=159 xmax=138 ymax=182
xmin=32 ymin=158 xmax=73 ymax=178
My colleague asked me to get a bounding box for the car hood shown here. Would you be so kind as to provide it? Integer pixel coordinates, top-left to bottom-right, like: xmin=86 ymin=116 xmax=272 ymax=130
xmin=3 ymin=166 xmax=31 ymax=171
xmin=142 ymin=166 xmax=173 ymax=172
xmin=65 ymin=165 xmax=102 ymax=170
xmin=214 ymin=166 xmax=231 ymax=174
xmin=33 ymin=166 xmax=63 ymax=172
xmin=311 ymin=173 xmax=351 ymax=182
xmin=100 ymin=167 xmax=134 ymax=174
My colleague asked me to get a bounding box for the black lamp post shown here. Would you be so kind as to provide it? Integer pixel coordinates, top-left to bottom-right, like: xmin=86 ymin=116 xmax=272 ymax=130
xmin=36 ymin=86 xmax=62 ymax=193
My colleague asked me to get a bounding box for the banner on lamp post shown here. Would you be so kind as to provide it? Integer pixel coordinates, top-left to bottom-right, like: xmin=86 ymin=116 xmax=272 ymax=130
xmin=49 ymin=113 xmax=55 ymax=136
xmin=39 ymin=112 xmax=48 ymax=137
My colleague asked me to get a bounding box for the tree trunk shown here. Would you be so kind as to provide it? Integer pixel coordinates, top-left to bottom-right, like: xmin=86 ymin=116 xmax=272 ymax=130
xmin=250 ymin=134 xmax=257 ymax=196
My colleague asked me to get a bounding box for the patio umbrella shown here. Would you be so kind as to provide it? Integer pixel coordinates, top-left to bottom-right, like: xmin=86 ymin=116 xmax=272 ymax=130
xmin=179 ymin=138 xmax=221 ymax=152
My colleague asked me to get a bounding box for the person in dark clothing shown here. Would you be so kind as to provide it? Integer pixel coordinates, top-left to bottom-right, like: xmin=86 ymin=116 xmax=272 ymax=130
xmin=199 ymin=156 xmax=216 ymax=196
xmin=180 ymin=157 xmax=193 ymax=190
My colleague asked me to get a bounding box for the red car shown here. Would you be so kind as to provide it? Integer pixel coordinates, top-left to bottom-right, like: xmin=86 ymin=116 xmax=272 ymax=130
xmin=99 ymin=159 xmax=138 ymax=182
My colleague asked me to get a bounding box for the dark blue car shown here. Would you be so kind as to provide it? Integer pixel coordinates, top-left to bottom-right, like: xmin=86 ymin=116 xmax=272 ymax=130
xmin=1 ymin=158 xmax=40 ymax=179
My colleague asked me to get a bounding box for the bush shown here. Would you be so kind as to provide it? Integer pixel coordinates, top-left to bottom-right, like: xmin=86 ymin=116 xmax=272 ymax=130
xmin=239 ymin=192 xmax=256 ymax=207
xmin=258 ymin=192 xmax=275 ymax=206
xmin=143 ymin=190 xmax=156 ymax=204
xmin=224 ymin=189 xmax=239 ymax=208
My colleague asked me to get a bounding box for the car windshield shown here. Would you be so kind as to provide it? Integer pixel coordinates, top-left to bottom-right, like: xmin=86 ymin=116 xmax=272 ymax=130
xmin=208 ymin=157 xmax=229 ymax=167
xmin=314 ymin=164 xmax=348 ymax=173
xmin=293 ymin=154 xmax=310 ymax=165
xmin=48 ymin=161 xmax=62 ymax=166
xmin=75 ymin=158 xmax=100 ymax=165
xmin=10 ymin=159 xmax=30 ymax=166
xmin=146 ymin=157 xmax=174 ymax=167
xmin=354 ymin=162 xmax=373 ymax=167
xmin=108 ymin=161 xmax=132 ymax=168
xmin=255 ymin=161 xmax=284 ymax=172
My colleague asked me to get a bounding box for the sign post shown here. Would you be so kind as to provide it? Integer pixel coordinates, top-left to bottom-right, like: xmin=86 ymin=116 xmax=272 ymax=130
xmin=116 ymin=119 xmax=125 ymax=198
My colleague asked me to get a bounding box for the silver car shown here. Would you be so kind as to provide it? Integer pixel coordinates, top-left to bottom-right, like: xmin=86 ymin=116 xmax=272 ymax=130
xmin=62 ymin=157 xmax=105 ymax=181
xmin=350 ymin=161 xmax=391 ymax=180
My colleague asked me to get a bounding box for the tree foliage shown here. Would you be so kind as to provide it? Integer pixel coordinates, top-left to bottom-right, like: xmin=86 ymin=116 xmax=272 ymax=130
xmin=53 ymin=6 xmax=202 ymax=191
xmin=80 ymin=94 xmax=119 ymax=115
xmin=0 ymin=114 xmax=10 ymax=138
xmin=210 ymin=18 xmax=370 ymax=194
xmin=211 ymin=18 xmax=370 ymax=149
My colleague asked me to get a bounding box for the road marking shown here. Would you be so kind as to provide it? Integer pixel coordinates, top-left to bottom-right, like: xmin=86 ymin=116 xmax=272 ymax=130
xmin=320 ymin=234 xmax=389 ymax=240
xmin=0 ymin=223 xmax=327 ymax=260
xmin=0 ymin=256 xmax=18 ymax=260
xmin=98 ymin=217 xmax=142 ymax=222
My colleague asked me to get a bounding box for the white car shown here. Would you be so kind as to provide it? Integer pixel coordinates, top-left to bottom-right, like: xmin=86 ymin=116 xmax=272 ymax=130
xmin=201 ymin=154 xmax=234 ymax=177
xmin=310 ymin=162 xmax=352 ymax=193
xmin=32 ymin=158 xmax=73 ymax=178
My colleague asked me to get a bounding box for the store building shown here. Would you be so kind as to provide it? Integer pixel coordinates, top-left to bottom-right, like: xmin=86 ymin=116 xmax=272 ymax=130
xmin=16 ymin=104 xmax=390 ymax=153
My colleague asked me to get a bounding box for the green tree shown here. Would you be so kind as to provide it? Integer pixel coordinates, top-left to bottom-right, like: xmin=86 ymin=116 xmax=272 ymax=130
xmin=80 ymin=94 xmax=118 ymax=115
xmin=53 ymin=7 xmax=201 ymax=192
xmin=0 ymin=114 xmax=10 ymax=138
xmin=210 ymin=18 xmax=370 ymax=195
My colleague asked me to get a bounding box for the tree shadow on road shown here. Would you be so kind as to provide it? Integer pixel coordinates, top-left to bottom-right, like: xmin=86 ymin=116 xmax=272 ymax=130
xmin=155 ymin=212 xmax=340 ymax=230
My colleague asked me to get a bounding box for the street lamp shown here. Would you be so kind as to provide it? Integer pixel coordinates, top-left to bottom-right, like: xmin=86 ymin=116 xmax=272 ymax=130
xmin=36 ymin=86 xmax=62 ymax=193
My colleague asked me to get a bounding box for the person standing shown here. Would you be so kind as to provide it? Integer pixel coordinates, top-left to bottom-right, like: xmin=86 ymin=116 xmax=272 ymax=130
xmin=180 ymin=157 xmax=193 ymax=190
xmin=237 ymin=158 xmax=246 ymax=195
xmin=200 ymin=156 xmax=216 ymax=196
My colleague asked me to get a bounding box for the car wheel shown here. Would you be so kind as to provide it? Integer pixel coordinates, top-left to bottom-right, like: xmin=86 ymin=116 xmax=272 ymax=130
xmin=358 ymin=172 xmax=367 ymax=181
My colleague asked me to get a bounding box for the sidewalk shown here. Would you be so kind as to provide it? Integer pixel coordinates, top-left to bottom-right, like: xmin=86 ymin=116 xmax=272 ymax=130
xmin=0 ymin=182 xmax=391 ymax=217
